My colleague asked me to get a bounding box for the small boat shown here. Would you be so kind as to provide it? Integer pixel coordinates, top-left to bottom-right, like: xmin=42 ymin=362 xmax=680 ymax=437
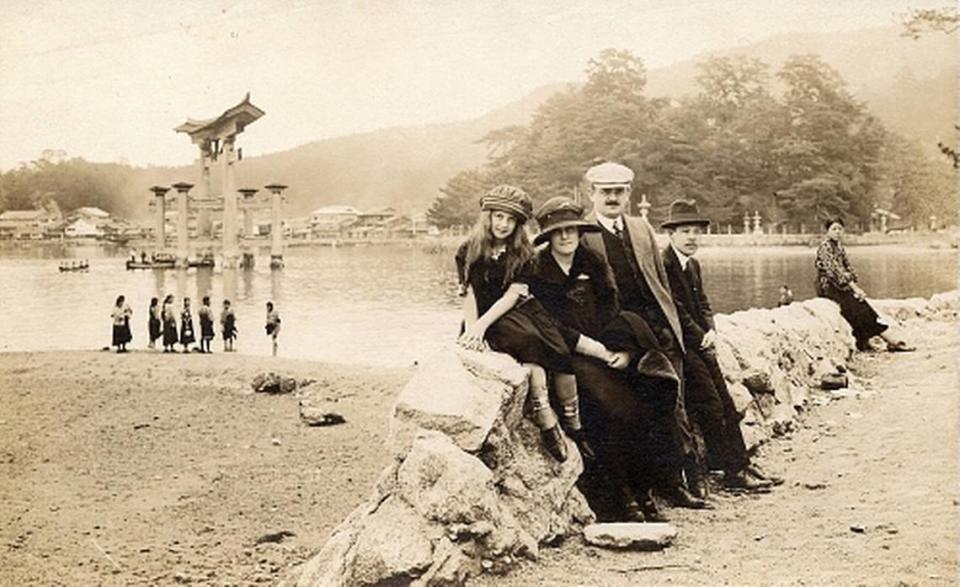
xmin=59 ymin=263 xmax=89 ymax=272
xmin=188 ymin=257 xmax=215 ymax=268
xmin=126 ymin=259 xmax=175 ymax=270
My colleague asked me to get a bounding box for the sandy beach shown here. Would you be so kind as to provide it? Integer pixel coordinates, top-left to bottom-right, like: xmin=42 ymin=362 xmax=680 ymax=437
xmin=1 ymin=315 xmax=958 ymax=585
xmin=0 ymin=350 xmax=411 ymax=585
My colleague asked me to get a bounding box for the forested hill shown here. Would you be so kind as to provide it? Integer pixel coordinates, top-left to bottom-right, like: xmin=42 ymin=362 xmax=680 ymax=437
xmin=645 ymin=26 xmax=955 ymax=148
xmin=0 ymin=25 xmax=953 ymax=221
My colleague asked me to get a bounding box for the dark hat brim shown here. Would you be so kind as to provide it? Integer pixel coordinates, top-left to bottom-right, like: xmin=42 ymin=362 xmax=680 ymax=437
xmin=533 ymin=220 xmax=600 ymax=246
xmin=660 ymin=217 xmax=711 ymax=230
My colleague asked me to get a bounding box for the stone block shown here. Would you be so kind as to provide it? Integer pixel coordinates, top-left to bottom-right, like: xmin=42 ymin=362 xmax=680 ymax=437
xmin=726 ymin=381 xmax=754 ymax=415
xmin=582 ymin=523 xmax=677 ymax=550
xmin=390 ymin=348 xmax=507 ymax=454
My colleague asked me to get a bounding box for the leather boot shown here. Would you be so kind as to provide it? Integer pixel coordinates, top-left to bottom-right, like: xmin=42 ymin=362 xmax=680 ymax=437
xmin=639 ymin=489 xmax=669 ymax=522
xmin=541 ymin=425 xmax=568 ymax=462
xmin=619 ymin=486 xmax=646 ymax=523
xmin=685 ymin=458 xmax=709 ymax=500
xmin=567 ymin=429 xmax=596 ymax=463
xmin=722 ymin=469 xmax=773 ymax=493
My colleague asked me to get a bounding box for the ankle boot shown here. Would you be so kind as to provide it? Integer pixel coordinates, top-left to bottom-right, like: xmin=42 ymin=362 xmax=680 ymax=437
xmin=567 ymin=429 xmax=596 ymax=463
xmin=540 ymin=425 xmax=568 ymax=462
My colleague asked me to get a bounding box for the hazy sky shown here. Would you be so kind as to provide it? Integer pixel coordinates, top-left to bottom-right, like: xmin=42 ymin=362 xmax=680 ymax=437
xmin=0 ymin=0 xmax=945 ymax=169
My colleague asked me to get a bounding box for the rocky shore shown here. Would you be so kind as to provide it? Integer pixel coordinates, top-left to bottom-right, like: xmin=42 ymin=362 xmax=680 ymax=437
xmin=296 ymin=290 xmax=959 ymax=586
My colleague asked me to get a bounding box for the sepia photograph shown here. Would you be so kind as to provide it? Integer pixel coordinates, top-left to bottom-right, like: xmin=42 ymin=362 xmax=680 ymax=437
xmin=0 ymin=1 xmax=957 ymax=584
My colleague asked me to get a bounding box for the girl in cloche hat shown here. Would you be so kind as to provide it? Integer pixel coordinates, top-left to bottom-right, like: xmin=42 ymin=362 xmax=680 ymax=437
xmin=454 ymin=185 xmax=578 ymax=462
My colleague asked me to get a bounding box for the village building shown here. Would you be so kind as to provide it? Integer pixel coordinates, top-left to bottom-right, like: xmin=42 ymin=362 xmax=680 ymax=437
xmin=309 ymin=205 xmax=362 ymax=240
xmin=0 ymin=207 xmax=63 ymax=240
xmin=63 ymin=217 xmax=102 ymax=238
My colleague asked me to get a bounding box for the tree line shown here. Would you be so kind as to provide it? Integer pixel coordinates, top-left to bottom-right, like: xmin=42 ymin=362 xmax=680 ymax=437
xmin=0 ymin=150 xmax=142 ymax=218
xmin=427 ymin=50 xmax=956 ymax=231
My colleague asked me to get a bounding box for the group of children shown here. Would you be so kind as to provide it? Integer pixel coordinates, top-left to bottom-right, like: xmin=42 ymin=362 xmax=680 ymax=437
xmin=150 ymin=295 xmax=237 ymax=353
xmin=110 ymin=296 xmax=239 ymax=353
xmin=111 ymin=296 xmax=283 ymax=356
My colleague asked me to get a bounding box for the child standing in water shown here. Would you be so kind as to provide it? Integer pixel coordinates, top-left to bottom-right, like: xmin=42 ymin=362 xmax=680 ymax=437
xmin=110 ymin=295 xmax=133 ymax=353
xmin=162 ymin=294 xmax=178 ymax=353
xmin=455 ymin=185 xmax=588 ymax=462
xmin=221 ymin=300 xmax=237 ymax=352
xmin=198 ymin=296 xmax=215 ymax=353
xmin=265 ymin=301 xmax=281 ymax=357
xmin=148 ymin=297 xmax=162 ymax=349
xmin=180 ymin=297 xmax=196 ymax=353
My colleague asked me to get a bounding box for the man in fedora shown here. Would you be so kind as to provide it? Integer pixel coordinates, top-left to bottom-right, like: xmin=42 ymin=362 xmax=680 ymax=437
xmin=580 ymin=161 xmax=710 ymax=510
xmin=661 ymin=198 xmax=783 ymax=491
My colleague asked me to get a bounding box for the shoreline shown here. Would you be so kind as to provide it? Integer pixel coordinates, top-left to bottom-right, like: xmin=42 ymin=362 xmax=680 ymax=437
xmin=1 ymin=295 xmax=958 ymax=585
xmin=1 ymin=230 xmax=956 ymax=252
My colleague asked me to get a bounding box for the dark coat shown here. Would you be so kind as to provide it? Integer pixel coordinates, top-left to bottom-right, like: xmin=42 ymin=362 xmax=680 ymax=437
xmin=662 ymin=245 xmax=713 ymax=337
xmin=581 ymin=212 xmax=687 ymax=353
xmin=528 ymin=247 xmax=678 ymax=385
xmin=662 ymin=244 xmax=749 ymax=467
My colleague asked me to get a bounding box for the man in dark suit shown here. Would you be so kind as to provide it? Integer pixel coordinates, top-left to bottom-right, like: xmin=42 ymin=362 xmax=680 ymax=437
xmin=661 ymin=199 xmax=782 ymax=491
xmin=578 ymin=162 xmax=710 ymax=510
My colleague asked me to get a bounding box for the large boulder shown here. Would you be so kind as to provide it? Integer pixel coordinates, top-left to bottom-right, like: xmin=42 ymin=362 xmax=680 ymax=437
xmin=298 ymin=348 xmax=591 ymax=586
xmin=713 ymin=297 xmax=856 ymax=441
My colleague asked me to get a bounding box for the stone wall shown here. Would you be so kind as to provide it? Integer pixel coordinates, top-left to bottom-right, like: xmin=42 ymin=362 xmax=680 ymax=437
xmin=296 ymin=291 xmax=958 ymax=586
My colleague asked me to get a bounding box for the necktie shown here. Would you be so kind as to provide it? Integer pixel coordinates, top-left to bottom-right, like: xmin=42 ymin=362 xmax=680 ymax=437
xmin=613 ymin=219 xmax=623 ymax=239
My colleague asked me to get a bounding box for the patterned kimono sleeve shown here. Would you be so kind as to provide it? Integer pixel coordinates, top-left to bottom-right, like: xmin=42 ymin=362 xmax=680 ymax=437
xmin=815 ymin=240 xmax=856 ymax=290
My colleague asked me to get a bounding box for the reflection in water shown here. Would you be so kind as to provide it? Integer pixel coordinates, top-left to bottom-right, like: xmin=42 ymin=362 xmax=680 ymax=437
xmin=223 ymin=267 xmax=238 ymax=305
xmin=176 ymin=268 xmax=187 ymax=303
xmin=0 ymin=245 xmax=955 ymax=365
xmin=196 ymin=268 xmax=213 ymax=302
xmin=270 ymin=268 xmax=282 ymax=302
xmin=152 ymin=269 xmax=166 ymax=301
xmin=241 ymin=266 xmax=254 ymax=300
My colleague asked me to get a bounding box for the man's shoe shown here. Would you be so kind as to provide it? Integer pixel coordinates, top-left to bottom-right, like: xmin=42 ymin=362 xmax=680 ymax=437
xmin=722 ymin=470 xmax=773 ymax=493
xmin=622 ymin=499 xmax=646 ymax=523
xmin=745 ymin=464 xmax=784 ymax=486
xmin=639 ymin=491 xmax=669 ymax=522
xmin=686 ymin=467 xmax=710 ymax=500
xmin=541 ymin=426 xmax=568 ymax=462
xmin=665 ymin=486 xmax=713 ymax=510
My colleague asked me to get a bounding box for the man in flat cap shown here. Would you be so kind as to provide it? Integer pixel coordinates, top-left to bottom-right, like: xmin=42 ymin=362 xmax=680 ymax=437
xmin=579 ymin=161 xmax=709 ymax=511
xmin=661 ymin=199 xmax=783 ymax=492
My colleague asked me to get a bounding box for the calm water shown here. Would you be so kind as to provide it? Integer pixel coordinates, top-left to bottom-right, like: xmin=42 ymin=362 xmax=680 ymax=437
xmin=0 ymin=244 xmax=956 ymax=366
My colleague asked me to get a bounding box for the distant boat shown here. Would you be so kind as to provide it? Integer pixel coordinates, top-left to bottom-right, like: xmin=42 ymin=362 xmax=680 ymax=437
xmin=126 ymin=259 xmax=175 ymax=270
xmin=59 ymin=263 xmax=89 ymax=272
xmin=188 ymin=257 xmax=215 ymax=268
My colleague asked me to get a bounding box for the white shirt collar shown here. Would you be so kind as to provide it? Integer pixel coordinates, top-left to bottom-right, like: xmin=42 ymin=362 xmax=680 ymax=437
xmin=671 ymin=243 xmax=691 ymax=270
xmin=596 ymin=214 xmax=622 ymax=234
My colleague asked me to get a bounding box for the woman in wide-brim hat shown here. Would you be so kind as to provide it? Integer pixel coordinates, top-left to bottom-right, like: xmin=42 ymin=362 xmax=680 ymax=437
xmin=528 ymin=196 xmax=685 ymax=522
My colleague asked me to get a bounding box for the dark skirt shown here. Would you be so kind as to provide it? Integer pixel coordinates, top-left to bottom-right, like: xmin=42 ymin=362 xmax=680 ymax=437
xmin=163 ymin=319 xmax=178 ymax=345
xmin=486 ymin=297 xmax=573 ymax=374
xmin=180 ymin=319 xmax=196 ymax=345
xmin=821 ymin=285 xmax=888 ymax=344
xmin=112 ymin=324 xmax=132 ymax=346
xmin=223 ymin=318 xmax=237 ymax=340
xmin=148 ymin=317 xmax=162 ymax=342
xmin=200 ymin=317 xmax=215 ymax=340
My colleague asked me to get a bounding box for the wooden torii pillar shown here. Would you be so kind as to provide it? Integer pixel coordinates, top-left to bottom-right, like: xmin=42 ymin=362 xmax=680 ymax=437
xmin=149 ymin=186 xmax=170 ymax=251
xmin=175 ymin=93 xmax=264 ymax=269
xmin=238 ymin=188 xmax=259 ymax=269
xmin=264 ymin=184 xmax=287 ymax=269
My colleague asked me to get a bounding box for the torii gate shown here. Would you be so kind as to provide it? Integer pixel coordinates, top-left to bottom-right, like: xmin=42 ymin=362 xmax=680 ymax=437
xmin=174 ymin=93 xmax=265 ymax=268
